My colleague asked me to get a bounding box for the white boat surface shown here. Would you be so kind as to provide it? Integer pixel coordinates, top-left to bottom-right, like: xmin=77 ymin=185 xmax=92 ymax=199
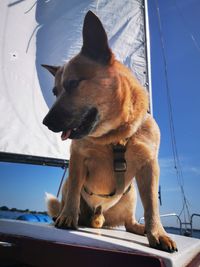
xmin=0 ymin=219 xmax=200 ymax=267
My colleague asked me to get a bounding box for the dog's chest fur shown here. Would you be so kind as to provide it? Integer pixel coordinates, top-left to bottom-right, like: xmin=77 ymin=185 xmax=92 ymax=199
xmin=73 ymin=116 xmax=159 ymax=179
xmin=70 ymin=115 xmax=159 ymax=211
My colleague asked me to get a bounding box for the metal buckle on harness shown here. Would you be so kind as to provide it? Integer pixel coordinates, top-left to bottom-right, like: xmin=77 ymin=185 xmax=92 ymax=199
xmin=113 ymin=144 xmax=127 ymax=172
xmin=114 ymin=159 xmax=127 ymax=172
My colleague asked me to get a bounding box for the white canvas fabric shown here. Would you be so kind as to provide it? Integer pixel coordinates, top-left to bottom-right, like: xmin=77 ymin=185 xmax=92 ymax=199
xmin=0 ymin=0 xmax=150 ymax=160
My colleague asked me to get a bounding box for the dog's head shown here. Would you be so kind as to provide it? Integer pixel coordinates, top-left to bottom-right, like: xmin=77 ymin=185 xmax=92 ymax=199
xmin=42 ymin=11 xmax=148 ymax=141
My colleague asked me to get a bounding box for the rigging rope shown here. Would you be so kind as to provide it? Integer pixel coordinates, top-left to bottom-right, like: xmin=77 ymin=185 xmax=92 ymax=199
xmin=173 ymin=0 xmax=200 ymax=54
xmin=154 ymin=0 xmax=191 ymax=224
xmin=56 ymin=166 xmax=68 ymax=198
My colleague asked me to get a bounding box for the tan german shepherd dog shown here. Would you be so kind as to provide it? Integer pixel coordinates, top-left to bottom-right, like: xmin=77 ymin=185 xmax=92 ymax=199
xmin=43 ymin=11 xmax=177 ymax=252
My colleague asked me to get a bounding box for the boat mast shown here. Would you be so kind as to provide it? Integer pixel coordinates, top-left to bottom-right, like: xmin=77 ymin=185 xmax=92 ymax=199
xmin=144 ymin=0 xmax=153 ymax=115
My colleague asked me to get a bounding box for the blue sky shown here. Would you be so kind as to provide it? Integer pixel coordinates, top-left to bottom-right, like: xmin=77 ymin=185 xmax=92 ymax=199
xmin=147 ymin=0 xmax=200 ymax=228
xmin=0 ymin=0 xmax=200 ymax=228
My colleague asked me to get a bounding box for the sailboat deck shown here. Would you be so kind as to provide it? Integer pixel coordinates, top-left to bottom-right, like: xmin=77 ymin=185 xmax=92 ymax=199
xmin=0 ymin=219 xmax=200 ymax=267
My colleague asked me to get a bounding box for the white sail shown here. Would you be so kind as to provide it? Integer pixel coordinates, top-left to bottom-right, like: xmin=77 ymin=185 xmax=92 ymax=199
xmin=0 ymin=0 xmax=150 ymax=161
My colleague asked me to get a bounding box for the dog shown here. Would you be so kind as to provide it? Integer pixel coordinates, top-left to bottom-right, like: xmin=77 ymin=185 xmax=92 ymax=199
xmin=42 ymin=11 xmax=177 ymax=252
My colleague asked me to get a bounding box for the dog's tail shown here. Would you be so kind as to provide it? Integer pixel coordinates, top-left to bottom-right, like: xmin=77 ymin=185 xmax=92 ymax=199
xmin=45 ymin=192 xmax=61 ymax=218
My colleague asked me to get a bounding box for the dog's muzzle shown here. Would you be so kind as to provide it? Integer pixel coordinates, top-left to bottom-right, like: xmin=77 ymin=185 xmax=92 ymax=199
xmin=43 ymin=107 xmax=99 ymax=140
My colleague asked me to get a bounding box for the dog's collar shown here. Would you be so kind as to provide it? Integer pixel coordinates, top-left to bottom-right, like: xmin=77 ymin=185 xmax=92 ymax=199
xmin=83 ymin=183 xmax=131 ymax=199
xmin=108 ymin=113 xmax=148 ymax=196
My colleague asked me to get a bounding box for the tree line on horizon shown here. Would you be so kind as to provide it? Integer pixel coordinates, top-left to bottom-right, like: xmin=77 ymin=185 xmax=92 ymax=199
xmin=0 ymin=205 xmax=47 ymax=214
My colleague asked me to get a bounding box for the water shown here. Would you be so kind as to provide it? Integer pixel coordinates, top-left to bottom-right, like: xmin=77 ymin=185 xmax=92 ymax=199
xmin=165 ymin=226 xmax=200 ymax=239
xmin=0 ymin=210 xmax=24 ymax=220
xmin=0 ymin=211 xmax=200 ymax=239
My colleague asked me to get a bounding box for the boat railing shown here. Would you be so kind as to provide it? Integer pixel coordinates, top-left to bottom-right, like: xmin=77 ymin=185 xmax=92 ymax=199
xmin=191 ymin=213 xmax=200 ymax=236
xmin=139 ymin=213 xmax=200 ymax=237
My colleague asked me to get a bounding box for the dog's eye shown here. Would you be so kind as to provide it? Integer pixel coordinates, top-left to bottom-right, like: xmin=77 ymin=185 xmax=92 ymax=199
xmin=52 ymin=86 xmax=58 ymax=96
xmin=63 ymin=79 xmax=82 ymax=93
xmin=68 ymin=80 xmax=80 ymax=89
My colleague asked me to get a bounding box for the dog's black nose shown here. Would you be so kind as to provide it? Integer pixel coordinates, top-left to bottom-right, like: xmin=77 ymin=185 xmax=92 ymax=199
xmin=42 ymin=115 xmax=49 ymax=127
xmin=43 ymin=115 xmax=54 ymax=131
xmin=43 ymin=106 xmax=72 ymax=133
xmin=43 ymin=113 xmax=62 ymax=133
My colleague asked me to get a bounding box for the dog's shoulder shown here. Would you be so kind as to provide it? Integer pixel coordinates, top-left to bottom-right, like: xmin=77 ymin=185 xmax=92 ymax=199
xmin=127 ymin=114 xmax=160 ymax=161
xmin=134 ymin=114 xmax=160 ymax=144
xmin=71 ymin=139 xmax=109 ymax=158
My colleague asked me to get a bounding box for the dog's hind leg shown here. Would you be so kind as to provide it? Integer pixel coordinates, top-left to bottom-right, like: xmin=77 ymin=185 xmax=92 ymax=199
xmin=123 ymin=185 xmax=145 ymax=236
xmin=104 ymin=183 xmax=145 ymax=235
xmin=125 ymin=219 xmax=145 ymax=236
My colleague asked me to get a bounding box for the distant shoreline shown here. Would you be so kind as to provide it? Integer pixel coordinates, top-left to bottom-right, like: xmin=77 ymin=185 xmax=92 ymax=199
xmin=0 ymin=205 xmax=47 ymax=215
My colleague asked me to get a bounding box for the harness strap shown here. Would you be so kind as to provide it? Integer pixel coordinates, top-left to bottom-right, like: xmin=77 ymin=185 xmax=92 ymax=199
xmin=112 ymin=143 xmax=127 ymax=195
xmin=83 ymin=141 xmax=128 ymax=198
xmin=83 ymin=186 xmax=115 ymax=198
xmin=83 ymin=183 xmax=131 ymax=199
xmin=82 ymin=114 xmax=149 ymax=199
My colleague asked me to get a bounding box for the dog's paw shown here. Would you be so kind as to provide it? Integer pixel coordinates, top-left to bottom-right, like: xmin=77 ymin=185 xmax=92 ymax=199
xmin=91 ymin=214 xmax=105 ymax=228
xmin=55 ymin=211 xmax=78 ymax=230
xmin=147 ymin=232 xmax=178 ymax=253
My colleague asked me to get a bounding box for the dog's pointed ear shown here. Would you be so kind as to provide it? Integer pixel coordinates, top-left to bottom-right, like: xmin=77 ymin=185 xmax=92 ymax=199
xmin=41 ymin=64 xmax=60 ymax=76
xmin=81 ymin=11 xmax=113 ymax=64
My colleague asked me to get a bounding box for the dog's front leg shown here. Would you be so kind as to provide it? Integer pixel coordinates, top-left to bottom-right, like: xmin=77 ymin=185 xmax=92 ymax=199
xmin=55 ymin=152 xmax=86 ymax=229
xmin=136 ymin=159 xmax=177 ymax=252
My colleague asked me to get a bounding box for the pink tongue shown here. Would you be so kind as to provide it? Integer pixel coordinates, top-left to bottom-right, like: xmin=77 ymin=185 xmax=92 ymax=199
xmin=61 ymin=130 xmax=71 ymax=141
